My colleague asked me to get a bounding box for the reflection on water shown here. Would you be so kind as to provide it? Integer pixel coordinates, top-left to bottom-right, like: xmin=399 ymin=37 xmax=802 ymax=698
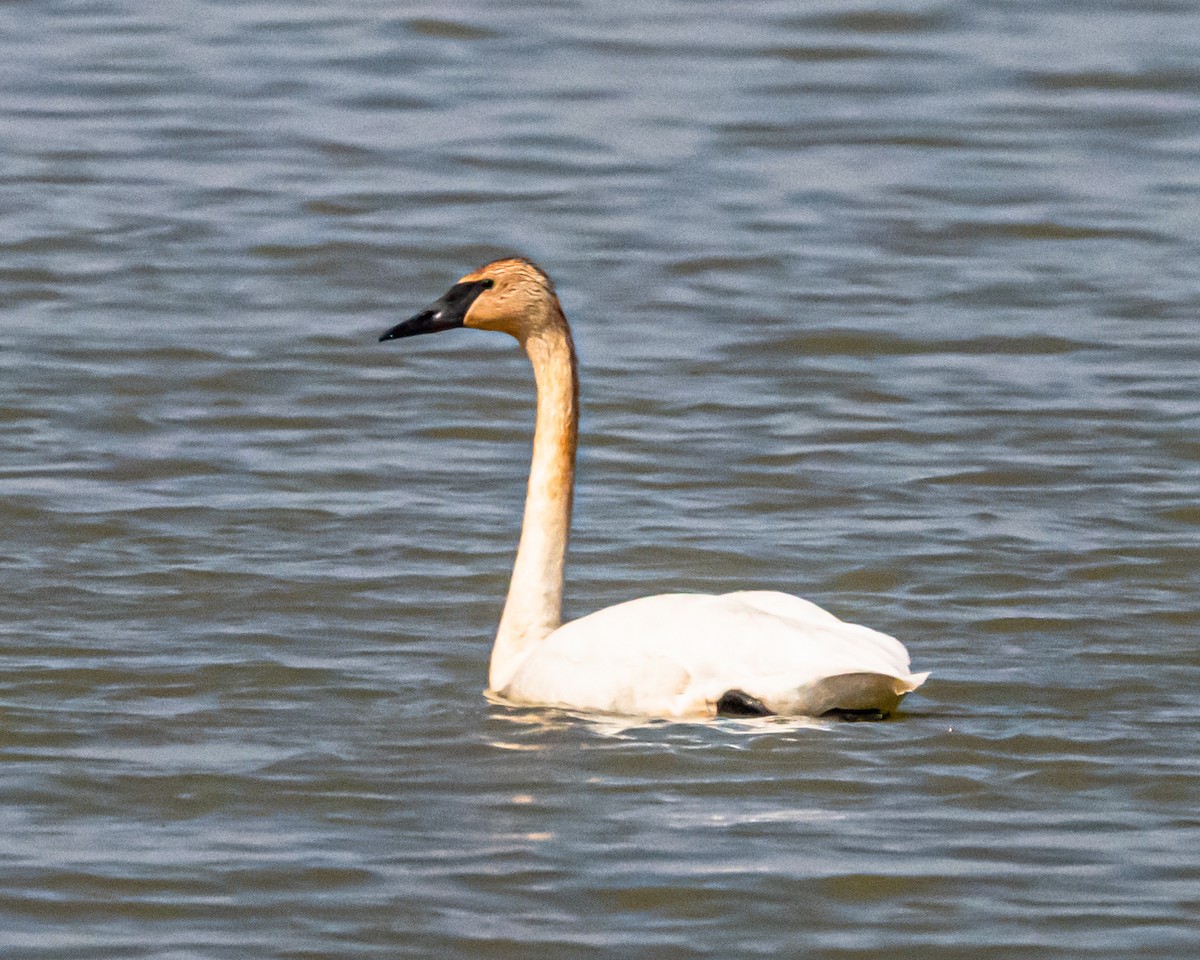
xmin=2 ymin=0 xmax=1199 ymax=957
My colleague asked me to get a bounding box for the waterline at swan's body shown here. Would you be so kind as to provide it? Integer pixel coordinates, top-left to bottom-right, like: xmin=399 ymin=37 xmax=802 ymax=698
xmin=378 ymin=257 xmax=928 ymax=719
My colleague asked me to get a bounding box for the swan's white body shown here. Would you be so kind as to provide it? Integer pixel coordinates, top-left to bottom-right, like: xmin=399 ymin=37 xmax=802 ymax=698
xmin=498 ymin=590 xmax=926 ymax=718
xmin=381 ymin=258 xmax=927 ymax=719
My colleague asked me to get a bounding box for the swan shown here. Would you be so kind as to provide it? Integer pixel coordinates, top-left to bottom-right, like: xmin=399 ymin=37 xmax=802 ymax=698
xmin=379 ymin=258 xmax=928 ymax=719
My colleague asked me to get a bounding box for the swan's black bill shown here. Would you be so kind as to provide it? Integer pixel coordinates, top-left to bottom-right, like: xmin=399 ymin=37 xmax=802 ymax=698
xmin=379 ymin=279 xmax=493 ymax=342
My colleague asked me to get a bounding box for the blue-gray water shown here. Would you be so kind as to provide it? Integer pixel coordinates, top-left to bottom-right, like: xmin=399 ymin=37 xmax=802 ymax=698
xmin=3 ymin=1 xmax=1199 ymax=957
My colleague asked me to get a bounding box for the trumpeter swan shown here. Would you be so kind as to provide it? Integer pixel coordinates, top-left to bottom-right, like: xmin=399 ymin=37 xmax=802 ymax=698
xmin=379 ymin=258 xmax=927 ymax=719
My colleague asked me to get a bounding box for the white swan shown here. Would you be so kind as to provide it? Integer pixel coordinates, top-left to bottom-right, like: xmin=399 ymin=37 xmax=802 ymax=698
xmin=380 ymin=258 xmax=928 ymax=719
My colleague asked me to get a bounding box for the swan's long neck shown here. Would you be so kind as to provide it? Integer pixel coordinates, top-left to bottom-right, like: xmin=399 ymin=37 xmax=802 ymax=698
xmin=489 ymin=306 xmax=578 ymax=691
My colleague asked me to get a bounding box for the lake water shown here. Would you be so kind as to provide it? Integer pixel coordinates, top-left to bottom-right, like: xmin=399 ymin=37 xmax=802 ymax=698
xmin=2 ymin=1 xmax=1199 ymax=957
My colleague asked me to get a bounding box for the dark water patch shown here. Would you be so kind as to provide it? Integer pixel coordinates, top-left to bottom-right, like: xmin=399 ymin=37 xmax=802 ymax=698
xmin=827 ymin=565 xmax=908 ymax=594
xmin=921 ymin=466 xmax=1088 ymax=488
xmin=762 ymin=44 xmax=896 ymax=63
xmin=1025 ymin=65 xmax=1200 ymax=93
xmin=791 ymin=8 xmax=961 ymax=34
xmin=665 ymin=254 xmax=786 ymax=277
xmin=726 ymin=329 xmax=1097 ymax=359
xmin=407 ymin=17 xmax=501 ymax=41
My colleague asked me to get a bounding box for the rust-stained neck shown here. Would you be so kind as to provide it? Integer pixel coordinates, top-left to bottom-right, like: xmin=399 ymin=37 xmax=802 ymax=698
xmin=487 ymin=287 xmax=579 ymax=692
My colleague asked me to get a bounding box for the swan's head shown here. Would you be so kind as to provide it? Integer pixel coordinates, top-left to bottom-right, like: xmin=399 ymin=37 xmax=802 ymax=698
xmin=379 ymin=258 xmax=559 ymax=345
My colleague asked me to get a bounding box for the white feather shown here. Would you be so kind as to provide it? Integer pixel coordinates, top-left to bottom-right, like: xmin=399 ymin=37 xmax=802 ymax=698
xmin=498 ymin=590 xmax=927 ymax=718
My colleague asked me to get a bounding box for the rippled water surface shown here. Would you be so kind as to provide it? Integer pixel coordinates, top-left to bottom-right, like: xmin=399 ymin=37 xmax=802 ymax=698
xmin=3 ymin=1 xmax=1200 ymax=957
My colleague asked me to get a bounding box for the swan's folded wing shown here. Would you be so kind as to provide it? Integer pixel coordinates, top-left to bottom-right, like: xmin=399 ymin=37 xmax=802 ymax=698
xmin=726 ymin=591 xmax=915 ymax=678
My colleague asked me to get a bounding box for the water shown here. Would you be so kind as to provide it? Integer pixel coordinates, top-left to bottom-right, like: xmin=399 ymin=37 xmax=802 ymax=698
xmin=3 ymin=0 xmax=1199 ymax=956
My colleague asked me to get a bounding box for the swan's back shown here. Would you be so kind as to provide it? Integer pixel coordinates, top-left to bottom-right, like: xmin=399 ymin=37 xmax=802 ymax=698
xmin=497 ymin=590 xmax=927 ymax=718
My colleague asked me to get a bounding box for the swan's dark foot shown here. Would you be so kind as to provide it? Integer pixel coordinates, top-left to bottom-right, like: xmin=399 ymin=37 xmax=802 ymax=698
xmin=822 ymin=707 xmax=888 ymax=722
xmin=716 ymin=689 xmax=773 ymax=718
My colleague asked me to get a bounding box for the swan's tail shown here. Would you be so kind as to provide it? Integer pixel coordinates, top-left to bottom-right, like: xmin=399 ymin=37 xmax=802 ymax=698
xmin=781 ymin=671 xmax=929 ymax=717
xmin=898 ymin=671 xmax=930 ymax=693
